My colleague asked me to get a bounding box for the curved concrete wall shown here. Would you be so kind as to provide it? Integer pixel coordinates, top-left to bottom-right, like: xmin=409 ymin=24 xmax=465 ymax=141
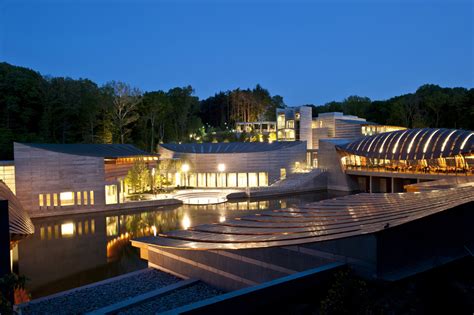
xmin=159 ymin=142 xmax=307 ymax=184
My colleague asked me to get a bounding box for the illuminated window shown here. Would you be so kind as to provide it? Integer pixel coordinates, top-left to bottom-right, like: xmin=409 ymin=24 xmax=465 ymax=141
xmin=84 ymin=221 xmax=89 ymax=234
xmin=287 ymin=120 xmax=294 ymax=129
xmin=46 ymin=194 xmax=51 ymax=207
xmin=227 ymin=173 xmax=237 ymax=187
xmin=61 ymin=222 xmax=75 ymax=237
xmin=280 ymin=168 xmax=287 ymax=180
xmin=197 ymin=173 xmax=206 ymax=187
xmin=77 ymin=191 xmax=82 ymax=205
xmin=83 ymin=191 xmax=88 ymax=205
xmin=60 ymin=192 xmax=74 ymax=206
xmin=105 ymin=185 xmax=118 ymax=205
xmin=277 ymin=114 xmax=285 ymax=129
xmin=90 ymin=191 xmax=94 ymax=205
xmin=258 ymin=172 xmax=268 ymax=186
xmin=91 ymin=219 xmax=95 ymax=234
xmin=47 ymin=226 xmax=52 ymax=240
xmin=53 ymin=193 xmax=58 ymax=207
xmin=188 ymin=174 xmax=197 ymax=187
xmin=54 ymin=225 xmax=59 ymax=239
xmin=40 ymin=227 xmax=45 ymax=240
xmin=237 ymin=173 xmax=248 ymax=187
xmin=248 ymin=173 xmax=258 ymax=187
xmin=39 ymin=194 xmax=44 ymax=207
xmin=206 ymin=173 xmax=216 ymax=188
xmin=217 ymin=173 xmax=226 ymax=187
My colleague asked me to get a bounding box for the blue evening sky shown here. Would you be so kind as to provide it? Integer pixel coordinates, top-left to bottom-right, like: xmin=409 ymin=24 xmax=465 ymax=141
xmin=0 ymin=0 xmax=472 ymax=105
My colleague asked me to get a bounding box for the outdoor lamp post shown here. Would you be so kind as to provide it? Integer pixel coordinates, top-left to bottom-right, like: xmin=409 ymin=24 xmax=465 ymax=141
xmin=181 ymin=163 xmax=190 ymax=188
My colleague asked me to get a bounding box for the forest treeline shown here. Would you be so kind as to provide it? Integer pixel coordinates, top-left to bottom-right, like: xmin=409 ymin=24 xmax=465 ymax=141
xmin=0 ymin=62 xmax=472 ymax=159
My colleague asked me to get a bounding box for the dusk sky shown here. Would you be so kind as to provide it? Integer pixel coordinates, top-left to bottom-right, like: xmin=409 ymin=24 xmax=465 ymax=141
xmin=1 ymin=0 xmax=472 ymax=105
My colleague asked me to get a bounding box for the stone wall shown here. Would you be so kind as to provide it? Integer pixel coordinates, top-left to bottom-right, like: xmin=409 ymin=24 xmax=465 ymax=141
xmin=14 ymin=143 xmax=106 ymax=214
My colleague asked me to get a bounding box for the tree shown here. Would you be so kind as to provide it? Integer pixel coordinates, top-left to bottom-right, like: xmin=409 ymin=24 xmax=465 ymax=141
xmin=104 ymin=81 xmax=141 ymax=144
xmin=124 ymin=159 xmax=150 ymax=194
xmin=140 ymin=91 xmax=171 ymax=152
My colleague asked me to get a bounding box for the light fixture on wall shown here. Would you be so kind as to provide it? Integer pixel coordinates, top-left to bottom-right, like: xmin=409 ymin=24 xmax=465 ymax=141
xmin=217 ymin=163 xmax=226 ymax=172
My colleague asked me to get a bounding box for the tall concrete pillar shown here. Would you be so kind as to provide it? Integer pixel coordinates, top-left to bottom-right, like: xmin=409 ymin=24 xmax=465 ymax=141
xmin=391 ymin=177 xmax=395 ymax=193
xmin=369 ymin=176 xmax=373 ymax=193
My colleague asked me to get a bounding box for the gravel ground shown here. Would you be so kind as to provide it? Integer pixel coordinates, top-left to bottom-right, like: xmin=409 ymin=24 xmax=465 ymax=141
xmin=19 ymin=269 xmax=180 ymax=315
xmin=118 ymin=281 xmax=224 ymax=315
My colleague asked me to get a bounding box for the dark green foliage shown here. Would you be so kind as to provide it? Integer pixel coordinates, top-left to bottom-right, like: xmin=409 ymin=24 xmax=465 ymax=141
xmin=0 ymin=273 xmax=27 ymax=315
xmin=0 ymin=61 xmax=472 ymax=160
xmin=310 ymin=84 xmax=473 ymax=130
xmin=320 ymin=270 xmax=372 ymax=315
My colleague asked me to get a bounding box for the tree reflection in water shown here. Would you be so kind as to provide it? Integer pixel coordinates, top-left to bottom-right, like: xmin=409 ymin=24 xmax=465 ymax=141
xmin=17 ymin=191 xmax=343 ymax=298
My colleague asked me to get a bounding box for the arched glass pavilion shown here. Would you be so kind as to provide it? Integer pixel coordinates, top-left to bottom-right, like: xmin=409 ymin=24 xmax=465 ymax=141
xmin=337 ymin=128 xmax=474 ymax=176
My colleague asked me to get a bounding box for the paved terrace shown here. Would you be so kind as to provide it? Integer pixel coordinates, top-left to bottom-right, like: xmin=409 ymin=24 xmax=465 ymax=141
xmin=134 ymin=179 xmax=474 ymax=250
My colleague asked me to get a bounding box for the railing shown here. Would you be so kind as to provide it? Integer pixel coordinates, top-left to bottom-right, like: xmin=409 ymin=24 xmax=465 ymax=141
xmin=344 ymin=165 xmax=473 ymax=176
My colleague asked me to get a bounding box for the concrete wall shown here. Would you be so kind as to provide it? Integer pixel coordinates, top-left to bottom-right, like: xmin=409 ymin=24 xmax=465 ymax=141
xmin=14 ymin=143 xmax=106 ymax=214
xmin=159 ymin=142 xmax=307 ymax=184
xmin=334 ymin=120 xmax=364 ymax=138
xmin=318 ymin=139 xmax=359 ymax=191
xmin=299 ymin=106 xmax=313 ymax=150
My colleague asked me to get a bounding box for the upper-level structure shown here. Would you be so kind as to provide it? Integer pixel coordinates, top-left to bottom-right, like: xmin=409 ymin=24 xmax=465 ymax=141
xmin=235 ymin=108 xmax=405 ymax=166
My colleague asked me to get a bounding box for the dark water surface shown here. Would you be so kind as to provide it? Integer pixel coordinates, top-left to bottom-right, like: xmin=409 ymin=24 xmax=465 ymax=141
xmin=15 ymin=191 xmax=346 ymax=299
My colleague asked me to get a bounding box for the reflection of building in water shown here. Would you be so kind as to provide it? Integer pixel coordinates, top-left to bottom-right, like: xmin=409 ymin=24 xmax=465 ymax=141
xmin=16 ymin=192 xmax=330 ymax=297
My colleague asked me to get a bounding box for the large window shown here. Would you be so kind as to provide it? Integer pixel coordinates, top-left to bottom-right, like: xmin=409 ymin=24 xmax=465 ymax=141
xmin=207 ymin=173 xmax=216 ymax=188
xmin=76 ymin=191 xmax=82 ymax=205
xmin=217 ymin=173 xmax=226 ymax=187
xmin=248 ymin=173 xmax=258 ymax=187
xmin=105 ymin=184 xmax=118 ymax=205
xmin=258 ymin=172 xmax=268 ymax=186
xmin=60 ymin=192 xmax=75 ymax=206
xmin=238 ymin=173 xmax=247 ymax=187
xmin=227 ymin=173 xmax=237 ymax=187
xmin=197 ymin=173 xmax=206 ymax=187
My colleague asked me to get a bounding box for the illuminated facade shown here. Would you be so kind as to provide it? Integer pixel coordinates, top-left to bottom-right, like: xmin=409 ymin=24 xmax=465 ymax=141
xmin=237 ymin=108 xmax=405 ymax=167
xmin=13 ymin=143 xmax=158 ymax=214
xmin=338 ymin=128 xmax=473 ymax=175
xmin=317 ymin=128 xmax=474 ymax=192
xmin=158 ymin=141 xmax=307 ymax=187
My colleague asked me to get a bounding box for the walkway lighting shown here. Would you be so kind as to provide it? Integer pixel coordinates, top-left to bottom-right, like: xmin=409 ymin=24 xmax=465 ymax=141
xmin=217 ymin=163 xmax=226 ymax=172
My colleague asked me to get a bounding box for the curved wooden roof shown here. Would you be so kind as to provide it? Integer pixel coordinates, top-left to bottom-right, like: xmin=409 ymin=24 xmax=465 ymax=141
xmin=338 ymin=128 xmax=473 ymax=160
xmin=136 ymin=178 xmax=474 ymax=250
xmin=0 ymin=181 xmax=35 ymax=242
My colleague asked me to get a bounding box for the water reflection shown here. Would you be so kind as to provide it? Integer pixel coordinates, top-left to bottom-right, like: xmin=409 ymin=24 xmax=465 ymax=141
xmin=16 ymin=191 xmax=344 ymax=299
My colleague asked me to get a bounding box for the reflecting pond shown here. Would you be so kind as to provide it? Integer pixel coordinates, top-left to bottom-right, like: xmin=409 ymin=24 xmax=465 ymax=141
xmin=15 ymin=191 xmax=346 ymax=299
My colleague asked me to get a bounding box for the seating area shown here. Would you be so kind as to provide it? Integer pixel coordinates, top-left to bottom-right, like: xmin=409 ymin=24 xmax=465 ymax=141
xmin=140 ymin=179 xmax=474 ymax=250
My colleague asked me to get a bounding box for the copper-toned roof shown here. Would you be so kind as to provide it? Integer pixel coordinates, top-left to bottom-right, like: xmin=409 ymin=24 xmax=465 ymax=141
xmin=133 ymin=178 xmax=474 ymax=250
xmin=338 ymin=128 xmax=473 ymax=160
xmin=0 ymin=181 xmax=35 ymax=242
